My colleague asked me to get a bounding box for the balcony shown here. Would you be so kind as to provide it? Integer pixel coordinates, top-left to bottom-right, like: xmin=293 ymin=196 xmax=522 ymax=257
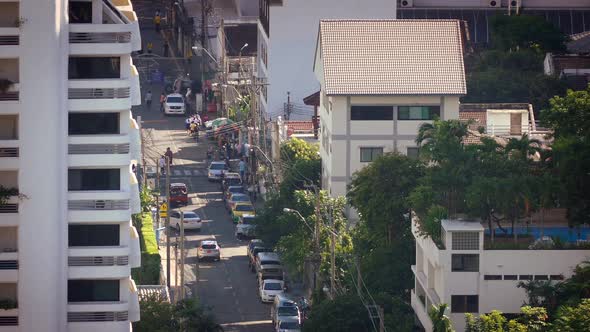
xmin=129 ymin=226 xmax=140 ymax=268
xmin=68 ymin=141 xmax=131 ymax=167
xmin=0 ymin=58 xmax=19 ymax=105
xmin=0 ymin=2 xmax=19 ymax=54
xmin=411 ymin=289 xmax=433 ymax=332
xmin=68 ymin=79 xmax=131 ymax=111
xmin=0 ymin=226 xmax=17 ymax=282
xmin=129 ymin=63 xmax=140 ymax=106
xmin=68 ymin=189 xmax=131 ymax=223
xmin=129 ymin=117 xmax=140 ymax=163
xmin=68 ymin=246 xmax=131 ymax=279
xmin=0 ymin=282 xmax=17 ymax=328
xmin=128 ymin=278 xmax=139 ymax=322
xmin=227 ymin=56 xmax=257 ymax=80
xmin=67 ymin=302 xmax=130 ymax=332
xmin=69 ymin=24 xmax=133 ymax=56
xmin=0 ymin=115 xmax=18 ymax=170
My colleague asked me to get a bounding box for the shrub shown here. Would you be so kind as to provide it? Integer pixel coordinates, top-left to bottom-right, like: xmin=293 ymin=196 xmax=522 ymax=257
xmin=132 ymin=213 xmax=161 ymax=284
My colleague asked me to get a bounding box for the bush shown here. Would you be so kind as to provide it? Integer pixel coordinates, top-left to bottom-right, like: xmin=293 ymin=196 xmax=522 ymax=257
xmin=132 ymin=213 xmax=161 ymax=284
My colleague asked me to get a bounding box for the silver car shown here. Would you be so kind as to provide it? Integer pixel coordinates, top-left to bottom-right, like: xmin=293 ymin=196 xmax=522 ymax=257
xmin=276 ymin=317 xmax=301 ymax=332
xmin=208 ymin=161 xmax=228 ymax=181
xmin=197 ymin=240 xmax=220 ymax=261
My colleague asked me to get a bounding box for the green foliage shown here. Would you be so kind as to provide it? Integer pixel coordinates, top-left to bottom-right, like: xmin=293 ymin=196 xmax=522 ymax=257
xmin=0 ymin=299 xmax=17 ymax=310
xmin=429 ymin=303 xmax=454 ymax=332
xmin=302 ymin=294 xmax=374 ymax=332
xmin=0 ymin=185 xmax=19 ymax=205
xmin=465 ymin=306 xmax=549 ymax=332
xmin=140 ymin=186 xmax=156 ymax=212
xmin=281 ymin=137 xmax=320 ymax=162
xmin=133 ymin=295 xmax=222 ymax=332
xmin=227 ymin=94 xmax=250 ymax=121
xmin=552 ymin=299 xmax=590 ymax=332
xmin=131 ymin=213 xmax=161 ymax=285
xmin=488 ymin=15 xmax=568 ymax=53
xmin=416 ymin=205 xmax=448 ymax=246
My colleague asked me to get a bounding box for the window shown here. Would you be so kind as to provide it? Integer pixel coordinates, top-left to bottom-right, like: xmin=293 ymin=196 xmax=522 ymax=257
xmin=69 ymin=2 xmax=92 ymax=23
xmin=550 ymin=275 xmax=565 ymax=281
xmin=68 ymin=57 xmax=121 ymax=79
xmin=451 ymin=295 xmax=478 ymax=313
xmin=534 ymin=275 xmax=549 ymax=280
xmin=69 ymin=224 xmax=119 ymax=246
xmin=451 ymin=232 xmax=479 ymax=250
xmin=351 ymin=106 xmax=393 ymax=120
xmin=69 ymin=113 xmax=119 ymax=135
xmin=484 ymin=275 xmax=502 ymax=280
xmin=68 ymin=280 xmax=119 ymax=302
xmin=360 ymin=147 xmax=383 ymax=162
xmin=407 ymin=147 xmax=419 ymax=159
xmin=451 ymin=254 xmax=479 ymax=272
xmin=398 ymin=106 xmax=440 ymax=120
xmin=68 ymin=169 xmax=120 ymax=191
xmin=504 ymin=275 xmax=518 ymax=280
xmin=519 ymin=275 xmax=533 ymax=280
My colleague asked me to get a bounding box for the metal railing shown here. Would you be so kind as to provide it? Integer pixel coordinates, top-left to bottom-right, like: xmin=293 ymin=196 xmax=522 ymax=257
xmin=0 ymin=203 xmax=18 ymax=213
xmin=69 ymin=32 xmax=131 ymax=44
xmin=0 ymin=35 xmax=18 ymax=45
xmin=68 ymin=144 xmax=129 ymax=155
xmin=227 ymin=57 xmax=256 ymax=74
xmin=0 ymin=148 xmax=18 ymax=157
xmin=486 ymin=124 xmax=530 ymax=136
xmin=67 ymin=311 xmax=128 ymax=322
xmin=68 ymin=256 xmax=128 ymax=266
xmin=0 ymin=92 xmax=18 ymax=101
xmin=68 ymin=87 xmax=130 ymax=99
xmin=0 ymin=260 xmax=17 ymax=269
xmin=68 ymin=199 xmax=130 ymax=210
xmin=0 ymin=317 xmax=18 ymax=326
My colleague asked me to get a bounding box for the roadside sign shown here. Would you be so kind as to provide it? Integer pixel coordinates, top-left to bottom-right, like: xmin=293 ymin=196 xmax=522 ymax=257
xmin=160 ymin=202 xmax=168 ymax=218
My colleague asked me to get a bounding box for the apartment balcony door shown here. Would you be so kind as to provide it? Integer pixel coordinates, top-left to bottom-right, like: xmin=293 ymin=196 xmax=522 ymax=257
xmin=510 ymin=113 xmax=522 ymax=135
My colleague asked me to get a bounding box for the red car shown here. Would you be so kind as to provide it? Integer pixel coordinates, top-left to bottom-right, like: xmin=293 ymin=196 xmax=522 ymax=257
xmin=169 ymin=183 xmax=188 ymax=207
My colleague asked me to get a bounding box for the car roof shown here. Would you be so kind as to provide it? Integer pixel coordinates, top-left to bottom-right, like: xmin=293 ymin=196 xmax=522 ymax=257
xmin=228 ymin=186 xmax=243 ymax=190
xmin=257 ymin=252 xmax=280 ymax=260
xmin=235 ymin=202 xmax=253 ymax=206
xmin=201 ymin=240 xmax=218 ymax=246
xmin=275 ymin=294 xmax=297 ymax=305
xmin=278 ymin=317 xmax=300 ymax=324
xmin=230 ymin=193 xmax=248 ymax=198
xmin=224 ymin=172 xmax=240 ymax=177
xmin=242 ymin=214 xmax=255 ymax=218
xmin=210 ymin=161 xmax=225 ymax=166
xmin=170 ymin=183 xmax=187 ymax=187
xmin=263 ymin=279 xmax=283 ymax=284
xmin=167 ymin=93 xmax=183 ymax=97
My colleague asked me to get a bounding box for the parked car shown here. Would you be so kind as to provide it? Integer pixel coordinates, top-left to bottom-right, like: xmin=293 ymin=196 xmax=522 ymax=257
xmin=235 ymin=214 xmax=256 ymax=239
xmin=271 ymin=295 xmax=300 ymax=325
xmin=208 ymin=161 xmax=228 ymax=181
xmin=204 ymin=117 xmax=227 ymax=130
xmin=248 ymin=240 xmax=272 ymax=272
xmin=230 ymin=202 xmax=255 ymax=223
xmin=275 ymin=318 xmax=301 ymax=332
xmin=223 ymin=185 xmax=245 ymax=202
xmin=256 ymin=252 xmax=284 ymax=282
xmin=169 ymin=183 xmax=188 ymax=207
xmin=163 ymin=93 xmax=186 ymax=115
xmin=226 ymin=193 xmax=251 ymax=212
xmin=221 ymin=173 xmax=242 ymax=192
xmin=259 ymin=279 xmax=285 ymax=303
xmin=170 ymin=210 xmax=202 ymax=231
xmin=197 ymin=240 xmax=220 ymax=261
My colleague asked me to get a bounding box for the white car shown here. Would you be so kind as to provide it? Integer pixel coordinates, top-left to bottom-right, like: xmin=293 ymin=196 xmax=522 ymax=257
xmin=204 ymin=117 xmax=227 ymax=129
xmin=208 ymin=161 xmax=228 ymax=181
xmin=170 ymin=210 xmax=202 ymax=231
xmin=235 ymin=214 xmax=256 ymax=239
xmin=259 ymin=279 xmax=284 ymax=303
xmin=276 ymin=318 xmax=301 ymax=332
xmin=197 ymin=240 xmax=220 ymax=261
xmin=163 ymin=93 xmax=185 ymax=115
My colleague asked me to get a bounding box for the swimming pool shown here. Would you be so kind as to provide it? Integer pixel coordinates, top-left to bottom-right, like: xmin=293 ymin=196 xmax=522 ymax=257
xmin=486 ymin=227 xmax=590 ymax=242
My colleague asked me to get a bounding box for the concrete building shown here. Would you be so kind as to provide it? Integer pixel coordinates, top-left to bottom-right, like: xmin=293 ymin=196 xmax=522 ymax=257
xmin=313 ymin=19 xmax=466 ymax=199
xmin=411 ymin=218 xmax=590 ymax=331
xmin=257 ymin=0 xmax=397 ymax=121
xmin=0 ymin=0 xmax=142 ymax=331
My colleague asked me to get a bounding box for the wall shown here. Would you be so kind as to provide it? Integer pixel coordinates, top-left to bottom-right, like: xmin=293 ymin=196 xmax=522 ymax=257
xmin=0 ymin=58 xmax=19 ymax=82
xmin=406 ymin=0 xmax=590 ymax=7
xmin=0 ymin=2 xmax=18 ymax=27
xmin=262 ymin=0 xmax=397 ymax=119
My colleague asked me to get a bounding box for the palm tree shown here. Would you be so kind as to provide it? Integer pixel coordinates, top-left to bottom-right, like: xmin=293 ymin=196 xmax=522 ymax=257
xmin=505 ymin=134 xmax=542 ymax=161
xmin=428 ymin=303 xmax=454 ymax=332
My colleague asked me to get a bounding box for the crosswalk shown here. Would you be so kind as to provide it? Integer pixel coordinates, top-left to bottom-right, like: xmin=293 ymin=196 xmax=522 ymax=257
xmin=167 ymin=168 xmax=206 ymax=177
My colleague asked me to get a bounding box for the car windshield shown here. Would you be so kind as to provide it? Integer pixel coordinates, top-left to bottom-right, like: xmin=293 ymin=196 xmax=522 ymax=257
xmin=201 ymin=244 xmax=217 ymax=250
xmin=242 ymin=216 xmax=255 ymax=224
xmin=228 ymin=178 xmax=241 ymax=184
xmin=232 ymin=195 xmax=249 ymax=202
xmin=261 ymin=260 xmax=280 ymax=266
xmin=210 ymin=163 xmax=225 ymax=170
xmin=264 ymin=282 xmax=282 ymax=290
xmin=229 ymin=187 xmax=244 ymax=193
xmin=183 ymin=212 xmax=198 ymax=218
xmin=236 ymin=205 xmax=253 ymax=211
xmin=279 ymin=321 xmax=300 ymax=329
xmin=166 ymin=96 xmax=183 ymax=103
xmin=170 ymin=188 xmax=186 ymax=195
xmin=278 ymin=307 xmax=299 ymax=316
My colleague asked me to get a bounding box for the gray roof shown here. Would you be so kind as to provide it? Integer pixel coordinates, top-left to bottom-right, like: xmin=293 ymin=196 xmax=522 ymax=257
xmin=318 ymin=19 xmax=467 ymax=96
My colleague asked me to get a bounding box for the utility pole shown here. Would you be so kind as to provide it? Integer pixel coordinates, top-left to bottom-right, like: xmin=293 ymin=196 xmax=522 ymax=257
xmin=155 ymin=161 xmax=160 ymax=228
xmin=313 ymin=185 xmax=321 ymax=291
xmin=174 ymin=234 xmax=178 ymax=302
xmin=219 ymin=19 xmax=227 ymax=118
xmin=329 ymin=208 xmax=336 ymax=299
xmin=165 ymin=157 xmax=171 ymax=288
xmin=179 ymin=210 xmax=185 ymax=301
xmin=284 ymin=92 xmax=292 ymax=120
xmin=355 ymin=255 xmax=362 ymax=298
xmin=138 ymin=116 xmax=147 ymax=188
xmin=200 ymin=0 xmax=209 ymax=113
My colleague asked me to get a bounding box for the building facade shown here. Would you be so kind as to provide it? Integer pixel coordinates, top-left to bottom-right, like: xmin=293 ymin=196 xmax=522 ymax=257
xmin=411 ymin=219 xmax=590 ymax=332
xmin=0 ymin=0 xmax=142 ymax=331
xmin=257 ymin=0 xmax=397 ymax=121
xmin=313 ymin=19 xmax=466 ymax=200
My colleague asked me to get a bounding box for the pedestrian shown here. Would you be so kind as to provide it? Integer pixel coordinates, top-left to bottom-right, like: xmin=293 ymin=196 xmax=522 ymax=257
xmin=163 ymin=41 xmax=169 ymax=57
xmin=165 ymin=147 xmax=173 ymax=165
xmin=160 ymin=92 xmax=166 ymax=112
xmin=154 ymin=13 xmax=161 ymax=33
xmin=248 ymin=184 xmax=257 ymax=202
xmin=159 ymin=155 xmax=166 ymax=174
xmin=145 ymin=90 xmax=153 ymax=109
xmin=185 ymin=117 xmax=191 ymax=134
xmin=147 ymin=41 xmax=153 ymax=54
xmin=239 ymin=158 xmax=246 ymax=182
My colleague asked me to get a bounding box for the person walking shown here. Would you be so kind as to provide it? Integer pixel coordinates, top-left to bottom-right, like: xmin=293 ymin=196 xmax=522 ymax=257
xmin=239 ymin=158 xmax=246 ymax=183
xmin=165 ymin=147 xmax=173 ymax=166
xmin=145 ymin=90 xmax=153 ymax=109
xmin=159 ymin=155 xmax=166 ymax=174
xmin=154 ymin=13 xmax=161 ymax=33
xmin=159 ymin=92 xmax=166 ymax=112
xmin=147 ymin=41 xmax=153 ymax=54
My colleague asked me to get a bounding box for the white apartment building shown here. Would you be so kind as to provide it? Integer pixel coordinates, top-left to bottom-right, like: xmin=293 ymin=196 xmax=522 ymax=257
xmin=313 ymin=19 xmax=466 ymax=200
xmin=411 ymin=219 xmax=590 ymax=331
xmin=257 ymin=0 xmax=397 ymax=120
xmin=0 ymin=0 xmax=142 ymax=331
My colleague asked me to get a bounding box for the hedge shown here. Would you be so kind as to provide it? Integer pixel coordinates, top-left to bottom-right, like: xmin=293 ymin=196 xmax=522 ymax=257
xmin=132 ymin=213 xmax=161 ymax=285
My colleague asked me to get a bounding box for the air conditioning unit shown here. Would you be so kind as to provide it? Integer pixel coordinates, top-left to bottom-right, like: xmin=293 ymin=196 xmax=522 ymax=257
xmin=400 ymin=0 xmax=413 ymax=8
xmin=509 ymin=0 xmax=522 ymax=9
xmin=488 ymin=0 xmax=501 ymax=7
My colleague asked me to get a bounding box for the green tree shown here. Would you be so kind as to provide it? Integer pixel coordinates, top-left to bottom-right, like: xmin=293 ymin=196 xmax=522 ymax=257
xmin=429 ymin=304 xmax=454 ymax=332
xmin=133 ymin=296 xmax=222 ymax=332
xmin=552 ymin=299 xmax=590 ymax=332
xmin=302 ymin=294 xmax=374 ymax=332
xmin=488 ymin=15 xmax=568 ymax=53
xmin=465 ymin=306 xmax=549 ymax=332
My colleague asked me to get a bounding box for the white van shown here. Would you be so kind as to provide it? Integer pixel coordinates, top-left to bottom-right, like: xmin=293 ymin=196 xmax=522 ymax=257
xmin=163 ymin=93 xmax=186 ymax=115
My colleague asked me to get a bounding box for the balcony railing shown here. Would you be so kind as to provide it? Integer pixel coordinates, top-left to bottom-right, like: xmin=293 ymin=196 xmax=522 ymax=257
xmin=68 ymin=256 xmax=128 ymax=266
xmin=0 ymin=148 xmax=18 ymax=157
xmin=69 ymin=32 xmax=131 ymax=44
xmin=68 ymin=199 xmax=130 ymax=210
xmin=0 ymin=202 xmax=18 ymax=213
xmin=68 ymin=143 xmax=130 ymax=155
xmin=0 ymin=260 xmax=17 ymax=269
xmin=0 ymin=35 xmax=18 ymax=46
xmin=68 ymin=311 xmax=128 ymax=322
xmin=68 ymin=87 xmax=130 ymax=99
xmin=0 ymin=316 xmax=18 ymax=326
xmin=0 ymin=83 xmax=19 ymax=101
xmin=227 ymin=57 xmax=256 ymax=74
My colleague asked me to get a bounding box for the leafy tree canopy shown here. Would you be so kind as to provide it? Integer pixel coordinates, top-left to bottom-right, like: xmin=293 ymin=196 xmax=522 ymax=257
xmin=489 ymin=15 xmax=568 ymax=53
